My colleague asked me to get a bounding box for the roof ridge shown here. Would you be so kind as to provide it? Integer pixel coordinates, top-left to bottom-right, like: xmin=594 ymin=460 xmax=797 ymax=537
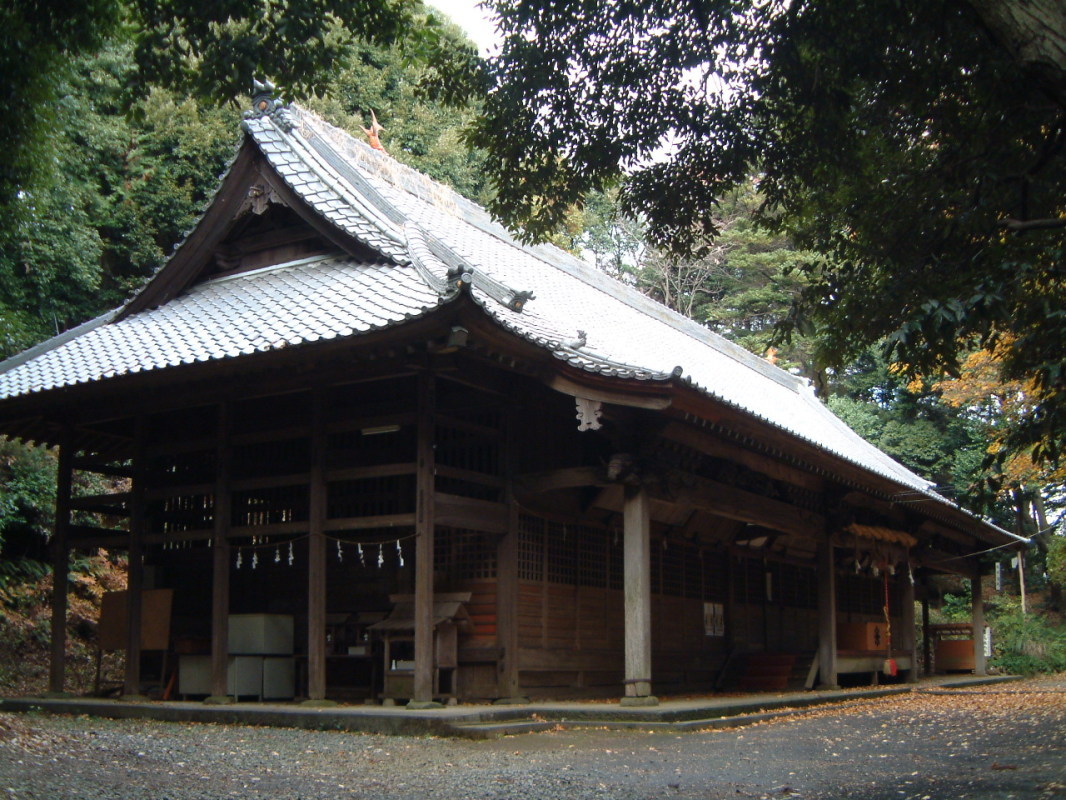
xmin=287 ymin=106 xmax=805 ymax=394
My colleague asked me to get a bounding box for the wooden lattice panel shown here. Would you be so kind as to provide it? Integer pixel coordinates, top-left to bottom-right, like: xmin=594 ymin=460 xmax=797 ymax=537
xmin=327 ymin=475 xmax=416 ymax=518
xmin=434 ymin=526 xmax=497 ymax=581
xmin=231 ymin=484 xmax=309 ymax=526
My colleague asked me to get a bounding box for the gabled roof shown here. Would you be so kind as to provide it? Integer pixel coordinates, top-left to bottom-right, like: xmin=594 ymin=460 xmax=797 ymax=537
xmin=0 ymin=99 xmax=1023 ymax=546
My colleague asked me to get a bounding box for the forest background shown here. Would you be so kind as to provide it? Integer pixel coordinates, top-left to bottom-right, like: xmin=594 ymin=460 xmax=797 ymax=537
xmin=0 ymin=0 xmax=1063 ymax=691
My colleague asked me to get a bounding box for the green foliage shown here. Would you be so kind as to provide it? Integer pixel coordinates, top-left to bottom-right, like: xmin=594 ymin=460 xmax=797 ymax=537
xmin=0 ymin=440 xmax=56 ymax=558
xmin=468 ymin=0 xmax=1066 ymax=466
xmin=826 ymin=353 xmax=989 ymax=499
xmin=306 ymin=21 xmax=490 ymax=203
xmin=988 ymin=603 xmax=1066 ymax=676
xmin=1048 ymin=534 xmax=1066 ymax=590
xmin=0 ymin=44 xmax=240 ymax=354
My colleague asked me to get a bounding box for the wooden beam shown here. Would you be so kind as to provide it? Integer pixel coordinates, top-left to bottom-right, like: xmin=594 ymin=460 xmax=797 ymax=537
xmin=514 ymin=466 xmax=607 ymax=496
xmin=434 ymin=493 xmax=508 ymax=534
xmin=816 ymin=541 xmax=839 ymax=689
xmin=413 ymin=370 xmax=438 ymax=706
xmin=123 ymin=417 xmax=147 ymax=697
xmin=662 ymin=421 xmax=824 ymax=492
xmin=210 ymin=402 xmax=232 ymax=701
xmin=49 ymin=432 xmax=74 ymax=694
xmin=549 ymin=374 xmax=672 ymax=410
xmin=307 ymin=389 xmax=327 ymax=701
xmin=650 ymin=475 xmax=824 ymax=540
xmin=622 ymin=485 xmax=655 ymax=703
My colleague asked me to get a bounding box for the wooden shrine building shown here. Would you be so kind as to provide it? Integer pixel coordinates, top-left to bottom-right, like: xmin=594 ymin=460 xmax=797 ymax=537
xmin=0 ymin=93 xmax=1026 ymax=706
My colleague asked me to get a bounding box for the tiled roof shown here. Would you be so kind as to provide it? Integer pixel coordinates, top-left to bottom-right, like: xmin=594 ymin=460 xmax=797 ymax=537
xmin=0 ymin=255 xmax=441 ymax=397
xmin=0 ymin=101 xmax=1021 ymax=541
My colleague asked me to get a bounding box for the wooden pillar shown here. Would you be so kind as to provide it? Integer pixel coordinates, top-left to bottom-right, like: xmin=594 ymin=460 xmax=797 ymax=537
xmin=496 ymin=395 xmax=521 ymax=701
xmin=411 ymin=370 xmax=439 ymax=707
xmin=900 ymin=568 xmax=917 ymax=683
xmin=816 ymin=541 xmax=839 ymax=689
xmin=622 ymin=484 xmax=655 ymax=705
xmin=306 ymin=389 xmax=328 ymax=702
xmin=48 ymin=432 xmax=74 ymax=695
xmin=209 ymin=402 xmax=232 ymax=702
xmin=971 ymin=572 xmax=986 ymax=676
xmin=123 ymin=417 xmax=147 ymax=698
xmin=921 ymin=591 xmax=931 ymax=677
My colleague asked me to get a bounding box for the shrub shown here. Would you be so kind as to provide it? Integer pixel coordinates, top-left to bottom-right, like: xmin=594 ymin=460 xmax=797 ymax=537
xmin=989 ymin=606 xmax=1066 ymax=675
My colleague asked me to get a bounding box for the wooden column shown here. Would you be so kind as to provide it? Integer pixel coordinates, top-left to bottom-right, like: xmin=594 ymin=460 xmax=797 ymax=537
xmin=921 ymin=592 xmax=931 ymax=677
xmin=123 ymin=417 xmax=147 ymax=698
xmin=816 ymin=541 xmax=839 ymax=689
xmin=48 ymin=433 xmax=74 ymax=695
xmin=971 ymin=572 xmax=987 ymax=676
xmin=411 ymin=370 xmax=439 ymax=707
xmin=622 ymin=485 xmax=655 ymax=705
xmin=496 ymin=395 xmax=521 ymax=701
xmin=900 ymin=568 xmax=917 ymax=683
xmin=209 ymin=402 xmax=232 ymax=702
xmin=306 ymin=389 xmax=328 ymax=702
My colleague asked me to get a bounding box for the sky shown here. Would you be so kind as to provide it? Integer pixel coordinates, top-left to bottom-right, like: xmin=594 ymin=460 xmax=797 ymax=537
xmin=425 ymin=0 xmax=502 ymax=55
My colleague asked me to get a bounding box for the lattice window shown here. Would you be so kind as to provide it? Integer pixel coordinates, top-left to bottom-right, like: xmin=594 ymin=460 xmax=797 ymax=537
xmin=435 ymin=422 xmax=501 ymax=476
xmin=153 ymin=492 xmax=214 ymax=535
xmin=701 ymin=549 xmax=728 ymax=602
xmin=435 ymin=475 xmax=502 ymax=503
xmin=435 ymin=526 xmax=497 ymax=580
xmin=327 ymin=474 xmax=416 ymax=518
xmin=608 ymin=528 xmax=622 ymax=590
xmin=231 ymin=484 xmax=309 ymax=527
xmin=150 ymin=449 xmax=216 ymax=487
xmin=660 ymin=540 xmax=683 ymax=596
xmin=650 ymin=540 xmax=662 ymax=594
xmin=232 ymin=392 xmax=311 ymax=436
xmin=148 ymin=405 xmax=215 ymax=442
xmin=326 ymin=377 xmax=418 ymax=420
xmin=682 ymin=543 xmax=702 ymax=598
xmin=546 ymin=521 xmax=577 ymax=585
xmin=232 ymin=437 xmax=310 ymax=479
xmin=327 ymin=426 xmax=416 ymax=470
xmin=575 ymin=526 xmax=607 ymax=588
xmin=518 ymin=513 xmax=544 ymax=581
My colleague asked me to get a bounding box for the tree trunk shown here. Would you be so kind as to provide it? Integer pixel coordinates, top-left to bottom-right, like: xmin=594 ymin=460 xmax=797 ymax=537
xmin=969 ymin=0 xmax=1066 ymax=107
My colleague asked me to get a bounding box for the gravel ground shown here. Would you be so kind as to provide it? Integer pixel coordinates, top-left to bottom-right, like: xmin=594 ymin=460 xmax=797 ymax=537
xmin=0 ymin=677 xmax=1062 ymax=800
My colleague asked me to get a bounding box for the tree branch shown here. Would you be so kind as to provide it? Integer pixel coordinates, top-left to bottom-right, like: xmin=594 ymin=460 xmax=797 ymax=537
xmin=999 ymin=216 xmax=1066 ymax=231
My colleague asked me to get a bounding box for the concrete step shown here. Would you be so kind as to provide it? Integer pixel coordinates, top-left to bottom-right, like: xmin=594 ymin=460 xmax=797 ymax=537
xmin=449 ymin=719 xmax=558 ymax=738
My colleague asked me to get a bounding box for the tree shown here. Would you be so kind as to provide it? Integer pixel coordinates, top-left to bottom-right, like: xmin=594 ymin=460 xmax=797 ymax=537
xmin=0 ymin=0 xmax=467 ymax=231
xmin=463 ymin=0 xmax=1066 ymax=465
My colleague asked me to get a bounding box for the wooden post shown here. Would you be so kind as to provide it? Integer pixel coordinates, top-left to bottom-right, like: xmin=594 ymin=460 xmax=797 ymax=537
xmin=816 ymin=541 xmax=839 ymax=689
xmin=900 ymin=568 xmax=917 ymax=683
xmin=48 ymin=432 xmax=74 ymax=695
xmin=306 ymin=388 xmax=329 ymax=703
xmin=622 ymin=485 xmax=656 ymax=705
xmin=971 ymin=572 xmax=986 ymax=676
xmin=411 ymin=370 xmax=440 ymax=708
xmin=123 ymin=417 xmax=147 ymax=698
xmin=496 ymin=509 xmax=520 ymax=701
xmin=1017 ymin=549 xmax=1027 ymax=616
xmin=921 ymin=592 xmax=931 ymax=677
xmin=208 ymin=402 xmax=232 ymax=703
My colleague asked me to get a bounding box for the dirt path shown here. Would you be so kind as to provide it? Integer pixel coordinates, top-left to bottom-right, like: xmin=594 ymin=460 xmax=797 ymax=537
xmin=1 ymin=677 xmax=1063 ymax=799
